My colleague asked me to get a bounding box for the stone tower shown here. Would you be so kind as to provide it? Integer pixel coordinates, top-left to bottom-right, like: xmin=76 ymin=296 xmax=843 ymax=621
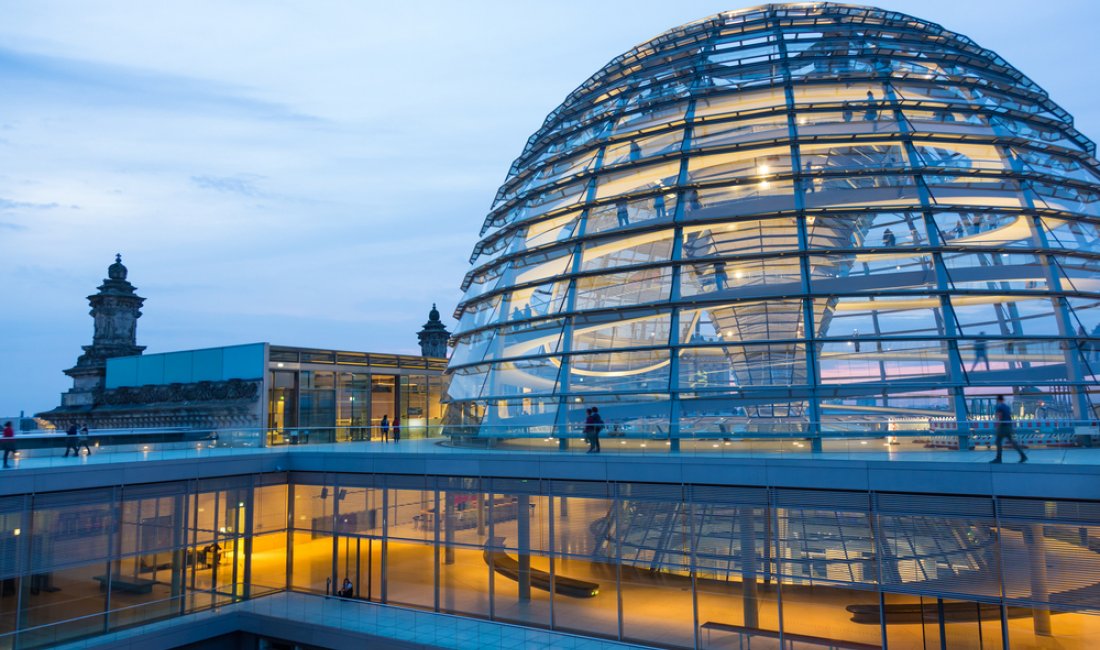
xmin=60 ymin=254 xmax=146 ymax=407
xmin=417 ymin=303 xmax=451 ymax=358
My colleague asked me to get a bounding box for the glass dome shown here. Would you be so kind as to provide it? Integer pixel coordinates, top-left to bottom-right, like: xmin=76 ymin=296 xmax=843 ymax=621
xmin=446 ymin=3 xmax=1100 ymax=439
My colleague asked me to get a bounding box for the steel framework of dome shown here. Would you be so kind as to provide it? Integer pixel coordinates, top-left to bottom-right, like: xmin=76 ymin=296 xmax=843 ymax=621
xmin=446 ymin=3 xmax=1100 ymax=440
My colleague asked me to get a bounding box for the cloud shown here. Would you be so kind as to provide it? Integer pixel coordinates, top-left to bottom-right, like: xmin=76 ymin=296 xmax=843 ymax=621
xmin=0 ymin=197 xmax=60 ymax=210
xmin=0 ymin=46 xmax=322 ymax=124
xmin=191 ymin=174 xmax=265 ymax=197
xmin=0 ymin=221 xmax=27 ymax=231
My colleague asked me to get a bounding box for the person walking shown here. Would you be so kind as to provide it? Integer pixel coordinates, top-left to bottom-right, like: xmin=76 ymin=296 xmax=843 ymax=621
xmin=583 ymin=408 xmax=594 ymax=452
xmin=990 ymin=395 xmax=1027 ymax=464
xmin=2 ymin=421 xmax=14 ymax=468
xmin=392 ymin=417 xmax=401 ymax=443
xmin=589 ymin=407 xmax=604 ymax=453
xmin=77 ymin=424 xmax=91 ymax=455
xmin=379 ymin=415 xmax=390 ymax=443
xmin=63 ymin=424 xmax=79 ymax=457
xmin=970 ymin=333 xmax=990 ymax=372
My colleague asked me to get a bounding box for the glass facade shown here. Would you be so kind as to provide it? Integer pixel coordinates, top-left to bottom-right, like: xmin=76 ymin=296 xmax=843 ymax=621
xmin=3 ymin=472 xmax=1099 ymax=649
xmin=266 ymin=346 xmax=446 ymax=442
xmin=446 ymin=5 xmax=1100 ymax=437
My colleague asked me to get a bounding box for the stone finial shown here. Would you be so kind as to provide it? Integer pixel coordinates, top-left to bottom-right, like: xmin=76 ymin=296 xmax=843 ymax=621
xmin=418 ymin=303 xmax=451 ymax=358
xmin=107 ymin=253 xmax=128 ymax=281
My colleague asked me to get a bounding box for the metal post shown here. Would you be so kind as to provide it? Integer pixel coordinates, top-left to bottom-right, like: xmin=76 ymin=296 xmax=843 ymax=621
xmin=1022 ymin=524 xmax=1052 ymax=636
xmin=517 ymin=494 xmax=531 ymax=601
xmin=444 ymin=492 xmax=455 ymax=565
xmin=739 ymin=505 xmax=759 ymax=629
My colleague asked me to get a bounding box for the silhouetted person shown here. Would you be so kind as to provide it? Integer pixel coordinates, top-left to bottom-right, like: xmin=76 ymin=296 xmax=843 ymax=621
xmin=63 ymin=424 xmax=79 ymax=457
xmin=616 ymin=202 xmax=629 ymax=227
xmin=863 ymin=91 xmax=878 ymax=121
xmin=583 ymin=408 xmax=595 ymax=452
xmin=392 ymin=417 xmax=400 ymax=442
xmin=653 ymin=193 xmax=667 ymax=219
xmin=77 ymin=424 xmax=91 ymax=455
xmin=339 ymin=577 xmax=354 ymax=597
xmin=589 ymin=408 xmax=604 ymax=453
xmin=380 ymin=415 xmax=390 ymax=443
xmin=2 ymin=422 xmax=14 ymax=469
xmin=852 ymin=329 xmax=861 ymax=353
xmin=970 ymin=333 xmax=990 ymax=372
xmin=990 ymin=395 xmax=1027 ymax=463
xmin=953 ymin=221 xmax=964 ymax=239
xmin=882 ymin=228 xmax=896 ymax=247
xmin=687 ymin=189 xmax=702 ymax=211
xmin=713 ymin=262 xmax=728 ymax=291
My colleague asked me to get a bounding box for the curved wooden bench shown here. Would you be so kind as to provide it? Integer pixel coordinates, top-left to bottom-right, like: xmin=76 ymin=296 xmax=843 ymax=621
xmin=483 ymin=538 xmax=598 ymax=598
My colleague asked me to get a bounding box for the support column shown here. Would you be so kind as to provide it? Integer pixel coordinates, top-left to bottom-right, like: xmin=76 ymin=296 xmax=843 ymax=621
xmin=1022 ymin=524 xmax=1052 ymax=636
xmin=476 ymin=493 xmax=486 ymax=537
xmin=739 ymin=506 xmax=759 ymax=629
xmin=517 ymin=494 xmax=531 ymax=601
xmin=171 ymin=492 xmax=186 ymax=613
xmin=444 ymin=492 xmax=456 ymax=565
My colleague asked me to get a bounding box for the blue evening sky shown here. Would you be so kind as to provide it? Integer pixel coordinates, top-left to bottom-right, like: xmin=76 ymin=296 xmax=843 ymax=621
xmin=1 ymin=1 xmax=1098 ymax=416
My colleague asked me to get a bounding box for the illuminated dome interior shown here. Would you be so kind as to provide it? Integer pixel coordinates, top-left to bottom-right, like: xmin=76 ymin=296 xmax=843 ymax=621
xmin=446 ymin=3 xmax=1100 ymax=437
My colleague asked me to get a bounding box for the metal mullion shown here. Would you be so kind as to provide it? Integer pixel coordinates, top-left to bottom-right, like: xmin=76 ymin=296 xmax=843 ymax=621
xmin=990 ymin=136 xmax=1092 ymax=419
xmin=882 ymin=76 xmax=973 ymax=446
xmin=686 ymin=498 xmax=701 ymax=650
xmin=774 ymin=11 xmax=820 ymax=444
xmin=433 ymin=487 xmax=440 ymax=611
xmin=285 ymin=483 xmax=295 ymax=593
xmin=613 ymin=486 xmax=624 ymax=641
xmin=554 ymin=199 xmax=593 ymax=438
xmin=381 ymin=486 xmax=388 ymax=603
xmin=667 ymin=95 xmax=696 ymax=446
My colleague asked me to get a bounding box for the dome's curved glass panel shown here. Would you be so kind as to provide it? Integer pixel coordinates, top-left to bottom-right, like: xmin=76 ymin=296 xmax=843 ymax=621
xmin=447 ymin=3 xmax=1100 ymax=437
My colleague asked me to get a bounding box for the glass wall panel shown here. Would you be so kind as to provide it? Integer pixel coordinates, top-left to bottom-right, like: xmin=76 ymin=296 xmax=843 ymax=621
xmin=18 ymin=561 xmax=107 ymax=648
xmin=617 ymin=490 xmax=694 ymax=648
xmin=573 ymin=267 xmax=673 ymax=310
xmin=691 ymin=500 xmax=781 ymax=649
xmin=290 ymin=530 xmax=331 ymax=594
xmin=386 ymin=539 xmax=435 ymax=610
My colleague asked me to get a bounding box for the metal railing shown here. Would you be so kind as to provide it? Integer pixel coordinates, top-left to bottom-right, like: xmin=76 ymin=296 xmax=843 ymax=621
xmin=3 ymin=419 xmax=1097 ymax=466
xmin=0 ymin=583 xmax=282 ymax=649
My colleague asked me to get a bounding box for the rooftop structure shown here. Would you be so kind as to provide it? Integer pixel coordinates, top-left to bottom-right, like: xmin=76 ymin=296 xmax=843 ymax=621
xmin=57 ymin=254 xmax=145 ymax=410
xmin=38 ymin=261 xmax=450 ymax=436
xmin=446 ymin=2 xmax=1100 ymax=446
xmin=7 ymin=5 xmax=1100 ymax=650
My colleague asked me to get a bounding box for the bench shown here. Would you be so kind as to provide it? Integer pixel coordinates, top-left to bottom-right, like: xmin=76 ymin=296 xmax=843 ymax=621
xmin=700 ymin=621 xmax=880 ymax=650
xmin=92 ymin=575 xmax=157 ymax=594
xmin=483 ymin=537 xmax=599 ymax=598
xmin=846 ymin=602 xmax=1036 ymax=624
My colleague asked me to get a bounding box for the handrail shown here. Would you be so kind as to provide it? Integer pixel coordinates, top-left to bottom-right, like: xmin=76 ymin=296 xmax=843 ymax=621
xmin=0 ymin=583 xmax=283 ymax=642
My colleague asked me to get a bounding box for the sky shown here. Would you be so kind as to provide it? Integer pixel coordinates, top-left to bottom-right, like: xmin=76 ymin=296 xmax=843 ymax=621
xmin=1 ymin=0 xmax=1098 ymax=416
